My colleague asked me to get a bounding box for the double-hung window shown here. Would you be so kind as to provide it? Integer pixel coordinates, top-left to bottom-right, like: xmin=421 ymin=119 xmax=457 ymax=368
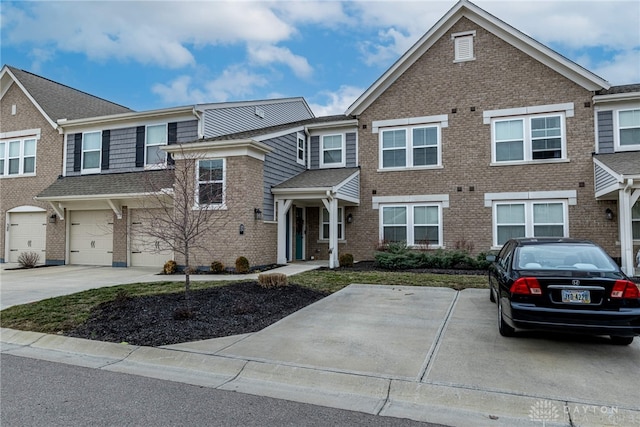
xmin=618 ymin=109 xmax=640 ymax=148
xmin=633 ymin=201 xmax=640 ymax=240
xmin=321 ymin=134 xmax=344 ymax=167
xmin=82 ymin=131 xmax=101 ymax=173
xmin=380 ymin=204 xmax=441 ymax=247
xmin=197 ymin=159 xmax=225 ymax=207
xmin=494 ymin=201 xmax=566 ymax=246
xmin=492 ymin=113 xmax=564 ymax=163
xmin=1 ymin=138 xmax=36 ymax=176
xmin=320 ymin=207 xmax=344 ymax=240
xmin=297 ymin=132 xmax=306 ymax=166
xmin=146 ymin=124 xmax=167 ymax=166
xmin=380 ymin=125 xmax=440 ymax=169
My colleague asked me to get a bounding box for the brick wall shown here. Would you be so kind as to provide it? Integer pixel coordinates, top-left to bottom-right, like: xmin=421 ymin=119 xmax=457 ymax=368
xmin=0 ymin=83 xmax=65 ymax=263
xmin=344 ymin=18 xmax=618 ymax=260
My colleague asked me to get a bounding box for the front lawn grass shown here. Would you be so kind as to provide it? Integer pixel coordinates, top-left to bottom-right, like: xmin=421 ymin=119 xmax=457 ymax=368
xmin=0 ymin=270 xmax=487 ymax=335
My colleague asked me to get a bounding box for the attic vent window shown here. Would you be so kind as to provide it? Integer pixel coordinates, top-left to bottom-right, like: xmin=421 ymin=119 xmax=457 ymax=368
xmin=452 ymin=30 xmax=476 ymax=62
xmin=255 ymin=106 xmax=265 ymax=119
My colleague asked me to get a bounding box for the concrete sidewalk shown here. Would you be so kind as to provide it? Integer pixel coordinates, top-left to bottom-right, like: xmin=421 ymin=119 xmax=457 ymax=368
xmin=2 ymin=285 xmax=639 ymax=427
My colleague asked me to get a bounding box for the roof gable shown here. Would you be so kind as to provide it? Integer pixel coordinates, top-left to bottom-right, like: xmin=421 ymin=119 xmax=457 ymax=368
xmin=346 ymin=0 xmax=610 ymax=116
xmin=1 ymin=65 xmax=132 ymax=129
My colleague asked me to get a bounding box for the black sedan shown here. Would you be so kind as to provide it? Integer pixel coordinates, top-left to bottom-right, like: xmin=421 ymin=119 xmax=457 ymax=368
xmin=487 ymin=238 xmax=640 ymax=345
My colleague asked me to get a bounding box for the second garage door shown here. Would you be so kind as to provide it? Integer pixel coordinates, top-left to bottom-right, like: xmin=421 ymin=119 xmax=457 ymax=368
xmin=8 ymin=211 xmax=46 ymax=263
xmin=130 ymin=209 xmax=173 ymax=267
xmin=69 ymin=210 xmax=113 ymax=266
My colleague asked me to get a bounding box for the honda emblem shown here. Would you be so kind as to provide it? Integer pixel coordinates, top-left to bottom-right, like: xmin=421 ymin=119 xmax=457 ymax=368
xmin=572 ymin=279 xmax=580 ymax=286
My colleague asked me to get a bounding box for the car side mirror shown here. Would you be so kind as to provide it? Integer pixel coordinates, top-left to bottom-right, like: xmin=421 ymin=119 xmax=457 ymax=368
xmin=486 ymin=255 xmax=496 ymax=262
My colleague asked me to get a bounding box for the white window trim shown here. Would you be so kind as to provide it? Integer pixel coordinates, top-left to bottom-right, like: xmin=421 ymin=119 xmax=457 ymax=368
xmin=484 ymin=190 xmax=577 ymax=207
xmin=614 ymin=108 xmax=640 ymax=152
xmin=194 ymin=158 xmax=227 ymax=210
xmin=372 ymin=194 xmax=450 ymax=209
xmin=320 ymin=133 xmax=345 ymax=168
xmin=633 ymin=200 xmax=640 ymax=241
xmin=379 ymin=203 xmax=444 ymax=248
xmin=81 ymin=131 xmax=101 ymax=174
xmin=296 ymin=132 xmax=306 ymax=166
xmin=145 ymin=123 xmax=168 ymax=168
xmin=378 ymin=124 xmax=442 ymax=170
xmin=492 ymin=200 xmax=569 ymax=248
xmin=0 ymin=137 xmax=37 ymax=177
xmin=490 ymin=112 xmax=567 ymax=165
xmin=452 ymin=30 xmax=476 ymax=63
xmin=319 ymin=207 xmax=345 ymax=241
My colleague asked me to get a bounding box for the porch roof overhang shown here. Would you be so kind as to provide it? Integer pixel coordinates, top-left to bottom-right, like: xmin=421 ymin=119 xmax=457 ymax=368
xmin=593 ymin=151 xmax=640 ymax=199
xmin=35 ymin=170 xmax=173 ymax=219
xmin=271 ymin=167 xmax=360 ymax=205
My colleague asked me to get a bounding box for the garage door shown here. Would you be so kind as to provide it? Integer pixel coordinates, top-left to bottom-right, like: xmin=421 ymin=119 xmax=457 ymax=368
xmin=130 ymin=209 xmax=173 ymax=267
xmin=8 ymin=212 xmax=46 ymax=263
xmin=69 ymin=210 xmax=113 ymax=266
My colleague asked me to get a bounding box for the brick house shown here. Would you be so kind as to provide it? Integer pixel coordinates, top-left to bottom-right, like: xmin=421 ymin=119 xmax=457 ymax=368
xmin=0 ymin=65 xmax=132 ymax=264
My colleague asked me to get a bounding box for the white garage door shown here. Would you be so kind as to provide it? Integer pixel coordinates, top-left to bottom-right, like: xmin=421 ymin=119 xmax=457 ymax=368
xmin=69 ymin=210 xmax=113 ymax=266
xmin=130 ymin=209 xmax=173 ymax=267
xmin=8 ymin=212 xmax=46 ymax=263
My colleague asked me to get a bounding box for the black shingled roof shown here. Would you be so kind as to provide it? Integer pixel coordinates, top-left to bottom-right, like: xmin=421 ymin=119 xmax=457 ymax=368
xmin=7 ymin=65 xmax=132 ymax=121
xmin=273 ymin=167 xmax=360 ymax=189
xmin=593 ymin=151 xmax=640 ymax=176
xmin=596 ymin=84 xmax=640 ymax=96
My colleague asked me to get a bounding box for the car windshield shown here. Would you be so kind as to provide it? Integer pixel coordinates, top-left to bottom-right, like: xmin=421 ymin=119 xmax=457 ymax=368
xmin=515 ymin=244 xmax=619 ymax=272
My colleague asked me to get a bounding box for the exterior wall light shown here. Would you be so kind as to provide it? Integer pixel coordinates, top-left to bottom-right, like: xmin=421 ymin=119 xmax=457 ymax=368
xmin=605 ymin=208 xmax=614 ymax=221
xmin=49 ymin=214 xmax=57 ymax=223
xmin=239 ymin=224 xmax=245 ymax=235
xmin=346 ymin=213 xmax=353 ymax=223
xmin=254 ymin=208 xmax=262 ymax=220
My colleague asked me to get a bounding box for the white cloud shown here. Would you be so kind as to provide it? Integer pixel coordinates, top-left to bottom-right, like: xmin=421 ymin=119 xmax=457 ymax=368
xmin=247 ymin=44 xmax=313 ymax=78
xmin=152 ymin=66 xmax=268 ymax=104
xmin=589 ymin=49 xmax=640 ymax=85
xmin=308 ymin=85 xmax=364 ymax=116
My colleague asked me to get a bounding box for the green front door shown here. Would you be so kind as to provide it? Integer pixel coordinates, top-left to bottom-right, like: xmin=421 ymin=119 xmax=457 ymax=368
xmin=295 ymin=207 xmax=304 ymax=260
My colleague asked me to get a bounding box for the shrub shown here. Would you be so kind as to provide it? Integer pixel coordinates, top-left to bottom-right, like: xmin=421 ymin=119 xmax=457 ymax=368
xmin=163 ymin=260 xmax=177 ymax=275
xmin=17 ymin=251 xmax=40 ymax=268
xmin=258 ymin=272 xmax=288 ymax=288
xmin=386 ymin=240 xmax=409 ymax=254
xmin=235 ymin=256 xmax=250 ymax=274
xmin=374 ymin=248 xmax=491 ymax=271
xmin=210 ymin=261 xmax=225 ymax=274
xmin=339 ymin=253 xmax=354 ymax=267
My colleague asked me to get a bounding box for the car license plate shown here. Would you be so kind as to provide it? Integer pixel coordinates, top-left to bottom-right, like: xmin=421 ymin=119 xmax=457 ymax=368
xmin=562 ymin=289 xmax=591 ymax=304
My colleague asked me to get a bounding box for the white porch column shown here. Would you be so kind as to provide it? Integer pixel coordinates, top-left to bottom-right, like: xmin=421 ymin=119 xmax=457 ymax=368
xmin=618 ymin=182 xmax=637 ymax=276
xmin=276 ymin=199 xmax=292 ymax=265
xmin=322 ymin=196 xmax=339 ymax=269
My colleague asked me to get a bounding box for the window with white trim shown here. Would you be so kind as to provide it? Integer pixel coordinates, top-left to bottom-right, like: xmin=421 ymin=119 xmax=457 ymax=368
xmin=82 ymin=131 xmax=101 ymax=173
xmin=146 ymin=124 xmax=167 ymax=165
xmin=0 ymin=138 xmax=36 ymax=176
xmin=297 ymin=132 xmax=306 ymax=166
xmin=197 ymin=159 xmax=225 ymax=207
xmin=320 ymin=207 xmax=344 ymax=240
xmin=618 ymin=109 xmax=640 ymax=147
xmin=633 ymin=201 xmax=640 ymax=240
xmin=380 ymin=204 xmax=441 ymax=246
xmin=380 ymin=125 xmax=440 ymax=169
xmin=321 ymin=134 xmax=344 ymax=167
xmin=492 ymin=113 xmax=564 ymax=163
xmin=494 ymin=201 xmax=566 ymax=246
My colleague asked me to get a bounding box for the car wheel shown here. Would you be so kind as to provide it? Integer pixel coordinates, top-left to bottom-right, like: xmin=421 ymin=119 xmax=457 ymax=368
xmin=498 ymin=299 xmax=515 ymax=337
xmin=610 ymin=336 xmax=634 ymax=345
xmin=489 ymin=283 xmax=496 ymax=303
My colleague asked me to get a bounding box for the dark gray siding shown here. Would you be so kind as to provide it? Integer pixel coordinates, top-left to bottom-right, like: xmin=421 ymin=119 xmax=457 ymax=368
xmin=597 ymin=110 xmax=614 ymax=154
xmin=203 ymin=101 xmax=313 ymax=138
xmin=337 ymin=173 xmax=359 ymax=200
xmin=309 ymin=132 xmax=357 ymax=170
xmin=65 ymin=120 xmax=199 ymax=176
xmin=594 ymin=162 xmax=618 ymax=193
xmin=263 ymin=132 xmax=306 ymax=220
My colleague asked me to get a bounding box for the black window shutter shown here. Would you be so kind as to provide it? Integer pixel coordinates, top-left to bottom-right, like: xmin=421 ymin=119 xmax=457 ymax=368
xmin=135 ymin=126 xmax=145 ymax=167
xmin=101 ymin=130 xmax=110 ymax=170
xmin=167 ymin=122 xmax=177 ymax=165
xmin=73 ymin=134 xmax=82 ymax=172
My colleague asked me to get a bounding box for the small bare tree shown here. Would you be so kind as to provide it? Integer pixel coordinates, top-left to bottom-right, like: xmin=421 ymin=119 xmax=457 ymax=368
xmin=135 ymin=146 xmax=232 ymax=312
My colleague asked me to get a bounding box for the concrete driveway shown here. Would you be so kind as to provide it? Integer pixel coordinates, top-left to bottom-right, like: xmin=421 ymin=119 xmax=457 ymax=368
xmin=2 ymin=268 xmax=639 ymax=426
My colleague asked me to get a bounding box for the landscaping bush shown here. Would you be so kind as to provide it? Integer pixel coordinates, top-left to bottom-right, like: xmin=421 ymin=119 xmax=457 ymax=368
xmin=258 ymin=272 xmax=288 ymax=288
xmin=235 ymin=256 xmax=250 ymax=274
xmin=210 ymin=261 xmax=225 ymax=274
xmin=374 ymin=248 xmax=491 ymax=270
xmin=163 ymin=260 xmax=177 ymax=275
xmin=17 ymin=251 xmax=40 ymax=268
xmin=339 ymin=253 xmax=354 ymax=267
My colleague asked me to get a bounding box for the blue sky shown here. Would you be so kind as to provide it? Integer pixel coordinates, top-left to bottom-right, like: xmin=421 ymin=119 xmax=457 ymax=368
xmin=2 ymin=1 xmax=639 ymax=116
